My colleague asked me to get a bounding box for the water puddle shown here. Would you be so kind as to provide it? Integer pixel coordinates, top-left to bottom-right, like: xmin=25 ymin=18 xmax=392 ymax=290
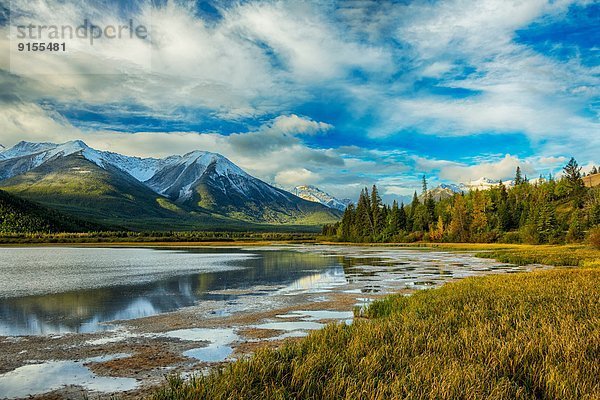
xmin=160 ymin=328 xmax=239 ymax=363
xmin=276 ymin=310 xmax=354 ymax=321
xmin=0 ymin=354 xmax=136 ymax=398
xmin=183 ymin=345 xmax=234 ymax=362
xmin=253 ymin=321 xmax=325 ymax=331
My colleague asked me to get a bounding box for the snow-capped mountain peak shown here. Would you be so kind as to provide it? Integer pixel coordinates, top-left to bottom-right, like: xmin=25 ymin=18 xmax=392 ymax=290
xmin=0 ymin=140 xmax=341 ymax=225
xmin=0 ymin=140 xmax=310 ymax=204
xmin=439 ymin=183 xmax=464 ymax=193
xmin=292 ymin=185 xmax=350 ymax=211
xmin=0 ymin=141 xmax=57 ymax=159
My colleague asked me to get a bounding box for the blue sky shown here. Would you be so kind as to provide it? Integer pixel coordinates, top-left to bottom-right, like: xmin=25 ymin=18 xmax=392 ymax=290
xmin=1 ymin=0 xmax=598 ymax=202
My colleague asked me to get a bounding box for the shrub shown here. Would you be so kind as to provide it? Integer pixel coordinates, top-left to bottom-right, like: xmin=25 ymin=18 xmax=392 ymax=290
xmin=588 ymin=225 xmax=600 ymax=249
xmin=501 ymin=231 xmax=521 ymax=244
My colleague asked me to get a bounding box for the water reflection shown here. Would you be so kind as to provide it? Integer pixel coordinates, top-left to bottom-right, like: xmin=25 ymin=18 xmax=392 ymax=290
xmin=0 ymin=246 xmax=526 ymax=336
xmin=0 ymin=247 xmax=341 ymax=336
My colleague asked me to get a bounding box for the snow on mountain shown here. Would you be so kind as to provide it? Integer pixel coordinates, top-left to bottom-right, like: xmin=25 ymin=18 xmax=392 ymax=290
xmin=0 ymin=141 xmax=57 ymax=160
xmin=292 ymin=185 xmax=350 ymax=211
xmin=462 ymin=177 xmax=501 ymax=190
xmin=439 ymin=183 xmax=464 ymax=193
xmin=426 ymin=178 xmax=515 ymax=201
xmin=144 ymin=150 xmax=285 ymax=202
xmin=0 ymin=140 xmax=294 ymax=205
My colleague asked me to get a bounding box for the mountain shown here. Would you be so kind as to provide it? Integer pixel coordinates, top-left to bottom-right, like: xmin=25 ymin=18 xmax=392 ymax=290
xmin=0 ymin=141 xmax=340 ymax=229
xmin=425 ymin=183 xmax=465 ymax=201
xmin=291 ymin=185 xmax=351 ymax=211
xmin=0 ymin=189 xmax=105 ymax=233
xmin=462 ymin=177 xmax=505 ymax=191
xmin=424 ymin=178 xmax=516 ymax=201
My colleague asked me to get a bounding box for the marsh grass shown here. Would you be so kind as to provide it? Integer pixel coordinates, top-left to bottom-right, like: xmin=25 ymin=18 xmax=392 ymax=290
xmin=151 ymin=267 xmax=600 ymax=400
xmin=431 ymin=243 xmax=600 ymax=267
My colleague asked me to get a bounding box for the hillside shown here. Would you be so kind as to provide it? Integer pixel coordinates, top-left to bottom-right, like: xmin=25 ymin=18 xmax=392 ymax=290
xmin=0 ymin=141 xmax=341 ymax=230
xmin=584 ymin=173 xmax=600 ymax=188
xmin=0 ymin=189 xmax=105 ymax=233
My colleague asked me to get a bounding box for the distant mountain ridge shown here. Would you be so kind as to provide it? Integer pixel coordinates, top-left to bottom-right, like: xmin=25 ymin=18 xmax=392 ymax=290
xmin=0 ymin=141 xmax=341 ymax=229
xmin=425 ymin=178 xmax=515 ymax=201
xmin=292 ymin=185 xmax=351 ymax=211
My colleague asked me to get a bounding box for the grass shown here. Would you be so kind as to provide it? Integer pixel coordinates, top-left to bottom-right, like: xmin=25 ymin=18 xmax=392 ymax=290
xmin=417 ymin=243 xmax=600 ymax=268
xmin=151 ymin=266 xmax=600 ymax=400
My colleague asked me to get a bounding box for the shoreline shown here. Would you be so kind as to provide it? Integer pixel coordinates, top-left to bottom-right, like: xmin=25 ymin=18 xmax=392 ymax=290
xmin=0 ymin=243 xmax=594 ymax=399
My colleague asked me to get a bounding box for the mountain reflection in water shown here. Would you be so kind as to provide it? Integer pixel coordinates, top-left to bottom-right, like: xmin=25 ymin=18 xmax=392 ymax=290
xmin=0 ymin=247 xmax=341 ymax=335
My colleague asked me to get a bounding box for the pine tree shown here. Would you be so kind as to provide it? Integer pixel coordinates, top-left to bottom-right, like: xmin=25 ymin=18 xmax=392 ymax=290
xmin=389 ymin=200 xmax=400 ymax=234
xmin=370 ymin=185 xmax=384 ymax=235
xmin=514 ymin=166 xmax=523 ymax=185
xmin=339 ymin=204 xmax=355 ymax=240
xmin=422 ymin=175 xmax=435 ymax=228
xmin=563 ymin=157 xmax=584 ymax=207
xmin=566 ymin=209 xmax=584 ymax=243
xmin=355 ymin=189 xmax=374 ymax=238
xmin=398 ymin=203 xmax=407 ymax=231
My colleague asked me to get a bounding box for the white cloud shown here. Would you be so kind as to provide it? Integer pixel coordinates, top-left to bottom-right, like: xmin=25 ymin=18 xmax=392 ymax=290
xmin=441 ymin=154 xmax=535 ymax=182
xmin=270 ymin=114 xmax=333 ymax=135
xmin=274 ymin=168 xmax=319 ymax=186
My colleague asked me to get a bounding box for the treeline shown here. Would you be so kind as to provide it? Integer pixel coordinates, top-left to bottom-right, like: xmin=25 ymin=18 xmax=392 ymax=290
xmin=323 ymin=158 xmax=600 ymax=244
xmin=0 ymin=230 xmax=318 ymax=244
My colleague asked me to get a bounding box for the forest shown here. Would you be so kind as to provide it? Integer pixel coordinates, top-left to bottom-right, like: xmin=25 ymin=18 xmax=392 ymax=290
xmin=322 ymin=158 xmax=600 ymax=245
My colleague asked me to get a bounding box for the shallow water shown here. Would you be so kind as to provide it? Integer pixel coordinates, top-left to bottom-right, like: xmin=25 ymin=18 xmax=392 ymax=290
xmin=0 ymin=354 xmax=137 ymax=398
xmin=161 ymin=327 xmax=239 ymax=362
xmin=0 ymin=245 xmax=527 ymax=336
xmin=0 ymin=247 xmax=340 ymax=335
xmin=0 ymin=245 xmax=542 ymax=399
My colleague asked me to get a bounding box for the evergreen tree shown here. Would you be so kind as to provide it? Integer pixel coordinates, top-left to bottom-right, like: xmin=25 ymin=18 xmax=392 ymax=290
xmin=537 ymin=196 xmax=559 ymax=243
xmin=497 ymin=181 xmax=510 ymax=231
xmin=389 ymin=200 xmax=400 ymax=234
xmin=398 ymin=203 xmax=407 ymax=231
xmin=563 ymin=157 xmax=585 ymax=207
xmin=370 ymin=185 xmax=384 ymax=235
xmin=563 ymin=158 xmax=583 ymax=186
xmin=355 ymin=189 xmax=374 ymax=238
xmin=514 ymin=166 xmax=523 ymax=185
xmin=339 ymin=204 xmax=355 ymax=240
xmin=422 ymin=175 xmax=435 ymax=228
xmin=566 ymin=209 xmax=584 ymax=243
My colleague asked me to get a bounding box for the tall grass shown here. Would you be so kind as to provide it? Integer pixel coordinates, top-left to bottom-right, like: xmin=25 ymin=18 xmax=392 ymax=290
xmin=151 ymin=268 xmax=600 ymax=400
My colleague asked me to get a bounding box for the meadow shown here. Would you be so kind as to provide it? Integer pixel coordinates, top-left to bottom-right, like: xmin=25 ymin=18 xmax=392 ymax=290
xmin=151 ymin=244 xmax=600 ymax=400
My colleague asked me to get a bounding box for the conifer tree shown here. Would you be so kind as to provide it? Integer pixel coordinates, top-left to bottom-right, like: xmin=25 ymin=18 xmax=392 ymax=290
xmin=514 ymin=166 xmax=523 ymax=185
xmin=398 ymin=203 xmax=407 ymax=231
xmin=370 ymin=185 xmax=384 ymax=235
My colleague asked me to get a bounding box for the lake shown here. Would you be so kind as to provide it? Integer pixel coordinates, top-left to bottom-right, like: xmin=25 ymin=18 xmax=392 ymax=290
xmin=0 ymin=245 xmax=529 ymax=336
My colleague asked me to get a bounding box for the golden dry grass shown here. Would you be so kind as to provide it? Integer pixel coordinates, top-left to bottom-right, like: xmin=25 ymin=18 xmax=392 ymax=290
xmin=151 ymin=267 xmax=600 ymax=400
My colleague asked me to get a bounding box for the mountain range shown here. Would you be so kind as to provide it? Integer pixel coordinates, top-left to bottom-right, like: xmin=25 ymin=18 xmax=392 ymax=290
xmin=0 ymin=141 xmax=341 ymax=231
xmin=424 ymin=178 xmax=515 ymax=201
xmin=291 ymin=185 xmax=351 ymax=211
